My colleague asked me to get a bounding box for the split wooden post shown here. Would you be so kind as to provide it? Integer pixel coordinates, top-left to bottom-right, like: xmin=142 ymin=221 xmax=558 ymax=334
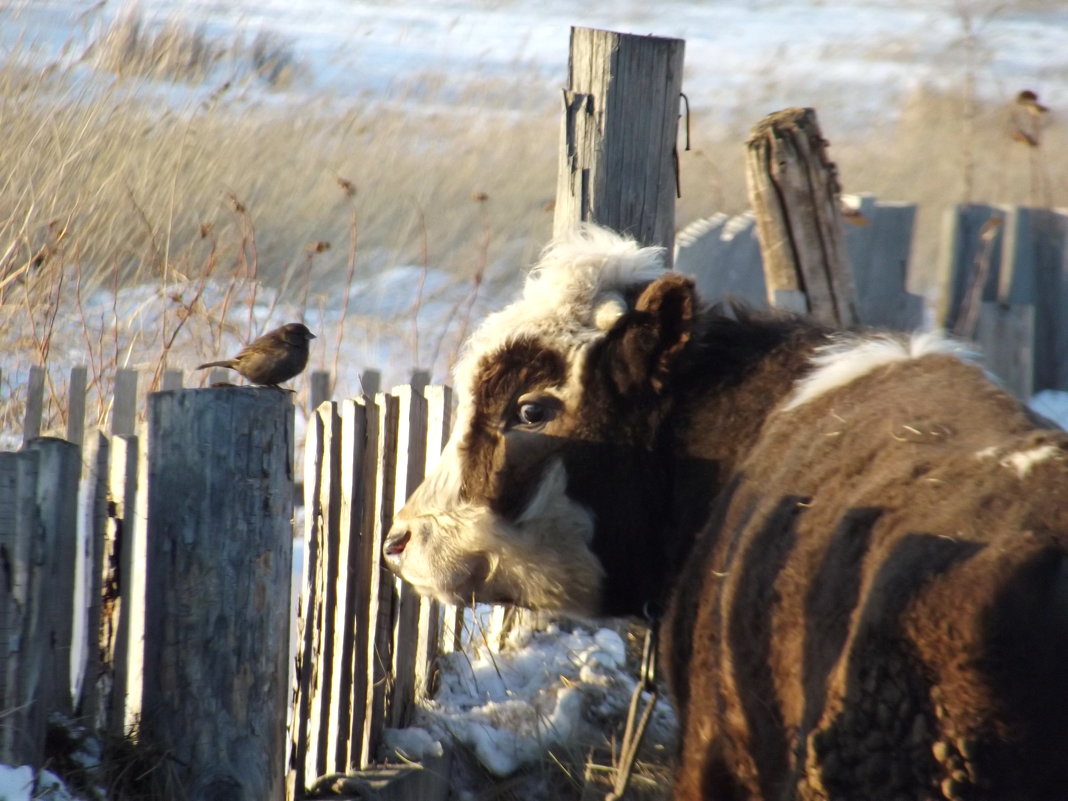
xmin=76 ymin=430 xmax=109 ymax=726
xmin=140 ymin=388 xmax=294 ymax=801
xmin=93 ymin=433 xmax=142 ymax=737
xmin=554 ymin=27 xmax=685 ymax=258
xmin=746 ymin=107 xmax=858 ymax=325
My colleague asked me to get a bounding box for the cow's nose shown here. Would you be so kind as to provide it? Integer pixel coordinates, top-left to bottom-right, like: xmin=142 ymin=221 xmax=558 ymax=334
xmin=383 ymin=528 xmax=411 ymax=562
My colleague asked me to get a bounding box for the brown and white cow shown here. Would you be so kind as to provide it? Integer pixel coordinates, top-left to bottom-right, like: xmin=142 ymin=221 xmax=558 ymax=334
xmin=384 ymin=225 xmax=1068 ymax=801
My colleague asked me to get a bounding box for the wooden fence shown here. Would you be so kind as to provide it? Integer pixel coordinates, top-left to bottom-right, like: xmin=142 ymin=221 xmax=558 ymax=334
xmin=676 ymin=199 xmax=1068 ymax=399
xmin=2 ymin=384 xmax=298 ymax=799
xmin=0 ymin=364 xmax=452 ymax=801
xmin=287 ymin=385 xmax=457 ymax=800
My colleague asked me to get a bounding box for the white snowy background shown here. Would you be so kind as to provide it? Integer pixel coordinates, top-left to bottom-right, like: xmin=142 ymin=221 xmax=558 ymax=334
xmin=2 ymin=1 xmax=1068 ymax=798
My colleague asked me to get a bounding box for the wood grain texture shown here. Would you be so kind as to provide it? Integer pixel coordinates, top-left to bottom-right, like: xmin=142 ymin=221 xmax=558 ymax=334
xmin=141 ymin=387 xmax=294 ymax=801
xmin=554 ymin=27 xmax=684 ymax=257
xmin=746 ymin=107 xmax=857 ymax=325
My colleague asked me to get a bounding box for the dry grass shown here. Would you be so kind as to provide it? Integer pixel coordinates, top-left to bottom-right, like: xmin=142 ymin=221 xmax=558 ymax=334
xmin=88 ymin=9 xmax=302 ymax=87
xmin=4 ymin=7 xmax=1068 ymax=439
xmin=0 ymin=10 xmax=556 ymax=442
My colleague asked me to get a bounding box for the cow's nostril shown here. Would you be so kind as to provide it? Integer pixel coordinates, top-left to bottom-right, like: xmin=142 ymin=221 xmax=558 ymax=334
xmin=384 ymin=529 xmax=411 ymax=557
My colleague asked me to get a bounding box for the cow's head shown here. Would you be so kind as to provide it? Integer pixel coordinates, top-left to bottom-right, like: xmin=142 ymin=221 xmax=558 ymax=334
xmin=384 ymin=226 xmax=696 ymax=617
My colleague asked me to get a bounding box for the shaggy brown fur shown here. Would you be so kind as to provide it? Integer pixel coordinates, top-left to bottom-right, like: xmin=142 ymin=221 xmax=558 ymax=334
xmin=389 ymin=266 xmax=1068 ymax=800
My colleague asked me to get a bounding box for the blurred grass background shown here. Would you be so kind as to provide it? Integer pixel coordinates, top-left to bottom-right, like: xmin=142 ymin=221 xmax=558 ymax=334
xmin=1 ymin=3 xmax=1066 ymax=438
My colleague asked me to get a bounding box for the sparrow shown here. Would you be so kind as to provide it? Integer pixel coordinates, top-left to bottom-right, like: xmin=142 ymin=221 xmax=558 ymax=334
xmin=1016 ymin=89 xmax=1049 ymax=116
xmin=197 ymin=322 xmax=316 ymax=387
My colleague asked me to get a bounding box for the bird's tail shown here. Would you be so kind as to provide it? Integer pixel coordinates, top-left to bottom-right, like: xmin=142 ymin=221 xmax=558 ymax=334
xmin=196 ymin=360 xmax=236 ymax=370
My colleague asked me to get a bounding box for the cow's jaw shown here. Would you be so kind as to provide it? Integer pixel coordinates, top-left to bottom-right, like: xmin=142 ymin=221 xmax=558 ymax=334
xmin=385 ymin=453 xmax=605 ymax=614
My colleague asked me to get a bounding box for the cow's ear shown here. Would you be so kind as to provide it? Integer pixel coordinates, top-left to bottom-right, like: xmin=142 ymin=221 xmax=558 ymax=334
xmin=606 ymin=272 xmax=695 ymax=395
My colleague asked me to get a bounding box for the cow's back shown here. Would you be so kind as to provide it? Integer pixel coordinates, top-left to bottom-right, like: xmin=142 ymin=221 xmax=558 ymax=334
xmin=666 ymin=351 xmax=1068 ymax=800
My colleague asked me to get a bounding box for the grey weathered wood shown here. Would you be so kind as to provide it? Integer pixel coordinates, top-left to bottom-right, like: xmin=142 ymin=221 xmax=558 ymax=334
xmin=24 ymin=438 xmax=80 ymax=720
xmin=141 ymin=388 xmax=293 ymax=801
xmin=0 ymin=450 xmax=44 ymax=767
xmin=161 ymin=369 xmax=183 ymax=390
xmin=347 ymin=396 xmax=382 ymax=772
xmin=111 ymin=368 xmax=138 ymax=436
xmin=840 ymin=194 xmax=925 ymax=330
xmin=676 ymin=196 xmax=922 ymax=330
xmin=998 ymin=207 xmax=1068 ymax=391
xmin=554 ymin=27 xmax=685 ymax=258
xmin=96 ymin=434 xmax=140 ymax=737
xmin=772 ymin=289 xmax=809 ymax=315
xmin=674 ymin=213 xmax=767 ymax=307
xmin=310 ymin=371 xmax=331 ymax=410
xmin=320 ymin=401 xmax=362 ymax=776
xmin=935 ymin=203 xmax=1005 ymax=329
xmin=76 ymin=431 xmax=109 ymax=724
xmin=362 ymin=393 xmax=399 ymax=767
xmin=332 ymin=399 xmax=369 ymax=772
xmin=289 ymin=414 xmax=326 ymax=800
xmin=409 ymin=370 xmax=431 ymax=393
xmin=746 ymin=108 xmax=858 ymax=325
xmin=422 ymin=386 xmax=460 ymax=657
xmin=304 ymin=404 xmax=342 ymax=782
xmin=976 ymin=303 xmax=1035 ymax=399
xmin=360 ymin=369 xmax=381 ymax=397
xmin=66 ymin=366 xmax=88 ymax=445
xmin=22 ymin=365 xmax=45 ymax=446
xmin=389 ymin=386 xmax=430 ymax=729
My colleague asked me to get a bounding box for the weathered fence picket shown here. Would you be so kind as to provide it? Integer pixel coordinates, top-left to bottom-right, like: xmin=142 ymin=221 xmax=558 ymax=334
xmin=938 ymin=204 xmax=1068 ymax=397
xmin=286 ymin=383 xmax=454 ymax=800
xmin=0 ymin=438 xmax=80 ymax=768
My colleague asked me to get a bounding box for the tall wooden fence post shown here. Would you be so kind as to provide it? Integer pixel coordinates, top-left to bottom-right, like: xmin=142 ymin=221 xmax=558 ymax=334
xmin=140 ymin=387 xmax=293 ymax=801
xmin=554 ymin=27 xmax=685 ymax=257
xmin=746 ymin=107 xmax=858 ymax=325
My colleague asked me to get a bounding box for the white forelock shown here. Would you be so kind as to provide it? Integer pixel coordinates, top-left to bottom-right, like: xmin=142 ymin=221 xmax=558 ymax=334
xmin=453 ymin=225 xmax=667 ymax=397
xmin=783 ymin=330 xmax=977 ymax=411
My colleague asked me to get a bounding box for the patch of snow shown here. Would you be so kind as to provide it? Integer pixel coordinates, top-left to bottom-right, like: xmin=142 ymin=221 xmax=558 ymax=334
xmin=0 ymin=765 xmax=33 ymax=801
xmin=382 ymin=727 xmax=445 ymax=763
xmin=1030 ymin=389 xmax=1068 ymax=430
xmin=418 ymin=621 xmax=675 ymax=778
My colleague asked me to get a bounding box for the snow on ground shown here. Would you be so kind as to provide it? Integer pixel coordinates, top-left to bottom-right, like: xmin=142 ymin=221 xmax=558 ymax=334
xmin=0 ymin=766 xmax=34 ymax=801
xmin=388 ymin=619 xmax=677 ymax=780
xmin=0 ymin=764 xmax=82 ymax=801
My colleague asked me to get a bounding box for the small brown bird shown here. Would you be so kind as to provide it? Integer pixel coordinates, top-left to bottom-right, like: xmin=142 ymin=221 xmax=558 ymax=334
xmin=1016 ymin=89 xmax=1049 ymax=116
xmin=197 ymin=323 xmax=316 ymax=387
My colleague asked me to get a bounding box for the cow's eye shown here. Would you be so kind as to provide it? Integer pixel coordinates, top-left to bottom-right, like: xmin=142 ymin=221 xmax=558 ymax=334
xmin=518 ymin=402 xmax=548 ymax=425
xmin=513 ymin=395 xmax=560 ymax=428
